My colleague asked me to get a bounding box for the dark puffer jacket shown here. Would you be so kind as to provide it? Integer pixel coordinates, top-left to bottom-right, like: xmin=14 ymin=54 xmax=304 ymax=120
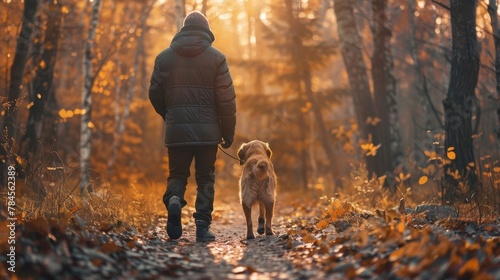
xmin=149 ymin=25 xmax=236 ymax=147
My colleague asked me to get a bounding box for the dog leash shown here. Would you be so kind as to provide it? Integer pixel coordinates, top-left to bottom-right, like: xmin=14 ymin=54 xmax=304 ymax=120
xmin=218 ymin=145 xmax=245 ymax=164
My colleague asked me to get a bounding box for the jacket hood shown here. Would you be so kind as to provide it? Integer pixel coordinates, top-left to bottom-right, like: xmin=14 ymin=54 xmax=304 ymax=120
xmin=171 ymin=25 xmax=215 ymax=57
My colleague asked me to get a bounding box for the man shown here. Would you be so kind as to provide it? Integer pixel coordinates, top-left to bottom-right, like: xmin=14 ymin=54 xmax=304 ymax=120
xmin=149 ymin=11 xmax=236 ymax=242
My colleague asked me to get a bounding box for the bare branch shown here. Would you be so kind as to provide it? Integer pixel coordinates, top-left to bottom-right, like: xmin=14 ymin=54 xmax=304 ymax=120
xmin=432 ymin=0 xmax=451 ymax=11
xmin=421 ymin=74 xmax=444 ymax=129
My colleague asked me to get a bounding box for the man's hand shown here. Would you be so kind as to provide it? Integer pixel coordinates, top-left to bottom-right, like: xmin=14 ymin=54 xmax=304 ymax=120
xmin=221 ymin=137 xmax=233 ymax=149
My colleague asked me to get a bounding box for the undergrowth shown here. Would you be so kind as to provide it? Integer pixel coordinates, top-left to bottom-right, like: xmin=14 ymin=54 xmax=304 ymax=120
xmin=0 ymin=152 xmax=165 ymax=232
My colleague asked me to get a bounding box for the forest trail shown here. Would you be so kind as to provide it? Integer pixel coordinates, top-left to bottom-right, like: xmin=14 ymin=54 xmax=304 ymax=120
xmin=2 ymin=187 xmax=500 ymax=279
xmin=2 ymin=189 xmax=324 ymax=280
xmin=155 ymin=191 xmax=311 ymax=280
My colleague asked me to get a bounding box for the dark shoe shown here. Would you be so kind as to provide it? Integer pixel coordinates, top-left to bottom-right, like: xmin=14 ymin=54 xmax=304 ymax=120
xmin=166 ymin=196 xmax=182 ymax=239
xmin=195 ymin=220 xmax=215 ymax=242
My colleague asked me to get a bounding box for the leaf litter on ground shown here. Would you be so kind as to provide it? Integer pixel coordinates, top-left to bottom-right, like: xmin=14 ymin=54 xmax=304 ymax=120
xmin=1 ymin=191 xmax=500 ymax=279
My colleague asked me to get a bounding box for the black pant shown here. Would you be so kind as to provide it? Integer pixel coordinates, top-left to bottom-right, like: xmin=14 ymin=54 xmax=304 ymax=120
xmin=163 ymin=145 xmax=217 ymax=223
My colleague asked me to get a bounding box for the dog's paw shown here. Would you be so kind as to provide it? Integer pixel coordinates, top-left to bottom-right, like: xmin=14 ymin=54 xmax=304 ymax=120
xmin=246 ymin=234 xmax=255 ymax=240
xmin=257 ymin=227 xmax=265 ymax=235
xmin=265 ymin=229 xmax=274 ymax=236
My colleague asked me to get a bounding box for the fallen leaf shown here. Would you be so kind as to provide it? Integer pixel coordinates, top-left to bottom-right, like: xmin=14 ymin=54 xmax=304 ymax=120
xmin=458 ymin=258 xmax=480 ymax=277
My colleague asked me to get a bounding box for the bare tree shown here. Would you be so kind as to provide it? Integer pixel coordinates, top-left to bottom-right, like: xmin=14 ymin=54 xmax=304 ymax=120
xmin=333 ymin=0 xmax=383 ymax=177
xmin=201 ymin=0 xmax=209 ymax=15
xmin=21 ymin=0 xmax=63 ymax=157
xmin=0 ymin=0 xmax=38 ymax=162
xmin=487 ymin=0 xmax=500 ymax=139
xmin=371 ymin=0 xmax=403 ymax=171
xmin=107 ymin=1 xmax=155 ymax=173
xmin=408 ymin=0 xmax=437 ymax=142
xmin=284 ymin=0 xmax=339 ymax=180
xmin=175 ymin=0 xmax=186 ymax=30
xmin=80 ymin=0 xmax=102 ymax=192
xmin=443 ymin=0 xmax=480 ymax=198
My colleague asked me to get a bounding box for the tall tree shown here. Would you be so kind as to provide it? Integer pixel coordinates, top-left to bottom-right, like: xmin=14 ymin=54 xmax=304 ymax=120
xmin=175 ymin=0 xmax=186 ymax=30
xmin=487 ymin=0 xmax=500 ymax=139
xmin=21 ymin=0 xmax=63 ymax=157
xmin=443 ymin=0 xmax=480 ymax=198
xmin=0 ymin=0 xmax=38 ymax=171
xmin=333 ymin=0 xmax=382 ymax=177
xmin=201 ymin=0 xmax=208 ymax=15
xmin=107 ymin=1 xmax=155 ymax=173
xmin=408 ymin=0 xmax=438 ymax=150
xmin=80 ymin=0 xmax=102 ymax=192
xmin=283 ymin=0 xmax=339 ymax=180
xmin=371 ymin=0 xmax=403 ymax=171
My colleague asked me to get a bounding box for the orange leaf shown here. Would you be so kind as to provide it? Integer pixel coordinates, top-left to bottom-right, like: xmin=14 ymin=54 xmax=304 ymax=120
xmin=458 ymin=258 xmax=480 ymax=276
xmin=447 ymin=151 xmax=456 ymax=160
xmin=389 ymin=247 xmax=406 ymax=262
xmin=316 ymin=220 xmax=329 ymax=230
xmin=100 ymin=242 xmax=121 ymax=254
xmin=418 ymin=176 xmax=428 ymax=185
xmin=302 ymin=233 xmax=316 ymax=243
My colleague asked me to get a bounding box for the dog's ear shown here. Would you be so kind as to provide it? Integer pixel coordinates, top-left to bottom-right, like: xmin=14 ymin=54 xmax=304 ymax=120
xmin=265 ymin=142 xmax=272 ymax=159
xmin=237 ymin=143 xmax=248 ymax=165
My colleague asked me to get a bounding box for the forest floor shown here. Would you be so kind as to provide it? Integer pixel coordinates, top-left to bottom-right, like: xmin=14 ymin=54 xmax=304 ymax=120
xmin=1 ymin=188 xmax=500 ymax=279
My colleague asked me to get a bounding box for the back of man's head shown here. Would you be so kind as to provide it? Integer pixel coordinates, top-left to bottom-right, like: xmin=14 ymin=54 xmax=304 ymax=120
xmin=183 ymin=11 xmax=211 ymax=31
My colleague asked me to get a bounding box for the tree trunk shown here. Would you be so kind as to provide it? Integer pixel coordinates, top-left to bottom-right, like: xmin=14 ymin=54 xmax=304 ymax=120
xmin=302 ymin=67 xmax=339 ymax=178
xmin=333 ymin=0 xmax=382 ymax=177
xmin=298 ymin=112 xmax=309 ymax=190
xmin=487 ymin=0 xmax=500 ymax=140
xmin=443 ymin=0 xmax=480 ymax=199
xmin=107 ymin=1 xmax=154 ymax=174
xmin=409 ymin=0 xmax=435 ymax=154
xmin=175 ymin=0 xmax=186 ymax=31
xmin=21 ymin=1 xmax=62 ymax=158
xmin=80 ymin=0 xmax=102 ymax=193
xmin=371 ymin=0 xmax=403 ymax=172
xmin=0 ymin=0 xmax=38 ymax=168
xmin=201 ymin=0 xmax=208 ymax=15
xmin=284 ymin=0 xmax=339 ymax=180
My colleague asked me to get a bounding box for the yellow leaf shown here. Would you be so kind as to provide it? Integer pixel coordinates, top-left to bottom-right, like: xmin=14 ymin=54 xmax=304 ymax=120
xmin=361 ymin=143 xmax=373 ymax=150
xmin=418 ymin=176 xmax=428 ymax=185
xmin=399 ymin=173 xmax=405 ymax=180
xmin=447 ymin=151 xmax=456 ymax=160
xmin=366 ymin=144 xmax=381 ymax=156
xmin=39 ymin=60 xmax=46 ymax=69
xmin=447 ymin=146 xmax=455 ymax=152
xmin=494 ymin=167 xmax=500 ymax=172
xmin=378 ymin=175 xmax=387 ymax=186
xmin=58 ymin=109 xmax=67 ymax=119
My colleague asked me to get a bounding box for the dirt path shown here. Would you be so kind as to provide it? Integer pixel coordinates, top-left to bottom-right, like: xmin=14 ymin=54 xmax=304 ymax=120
xmin=6 ymin=187 xmax=499 ymax=279
xmin=154 ymin=191 xmax=319 ymax=279
xmin=3 ymin=188 xmax=324 ymax=280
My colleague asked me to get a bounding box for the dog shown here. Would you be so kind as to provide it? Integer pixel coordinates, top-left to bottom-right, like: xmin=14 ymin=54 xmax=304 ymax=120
xmin=237 ymin=140 xmax=277 ymax=239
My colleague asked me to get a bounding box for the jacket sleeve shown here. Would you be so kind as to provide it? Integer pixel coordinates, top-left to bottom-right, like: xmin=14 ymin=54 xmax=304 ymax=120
xmin=215 ymin=54 xmax=236 ymax=141
xmin=148 ymin=56 xmax=166 ymax=120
